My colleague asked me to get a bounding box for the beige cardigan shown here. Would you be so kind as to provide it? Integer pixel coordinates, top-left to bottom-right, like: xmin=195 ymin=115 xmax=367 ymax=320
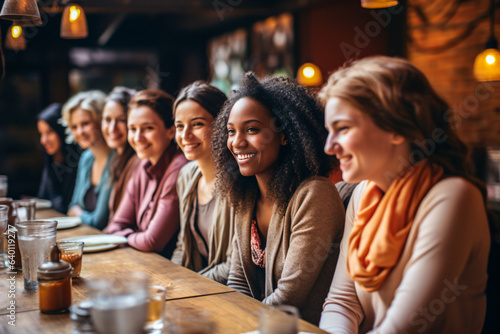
xmin=171 ymin=161 xmax=236 ymax=284
xmin=320 ymin=178 xmax=490 ymax=333
xmin=227 ymin=176 xmax=345 ymax=325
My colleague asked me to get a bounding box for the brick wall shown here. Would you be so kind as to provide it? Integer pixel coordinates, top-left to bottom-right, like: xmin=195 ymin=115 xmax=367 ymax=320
xmin=407 ymin=0 xmax=500 ymax=147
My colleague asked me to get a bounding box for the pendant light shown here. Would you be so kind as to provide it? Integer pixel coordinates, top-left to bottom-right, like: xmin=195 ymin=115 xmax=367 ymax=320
xmin=61 ymin=3 xmax=88 ymax=39
xmin=473 ymin=0 xmax=500 ymax=82
xmin=361 ymin=0 xmax=399 ymax=9
xmin=5 ymin=23 xmax=26 ymax=51
xmin=0 ymin=0 xmax=42 ymax=26
xmin=297 ymin=62 xmax=323 ymax=87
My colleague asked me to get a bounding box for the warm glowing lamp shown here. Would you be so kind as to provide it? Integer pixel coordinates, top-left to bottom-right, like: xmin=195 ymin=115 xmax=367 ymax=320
xmin=474 ymin=0 xmax=500 ymax=81
xmin=0 ymin=0 xmax=42 ymax=26
xmin=297 ymin=62 xmax=323 ymax=87
xmin=474 ymin=45 xmax=500 ymax=82
xmin=361 ymin=0 xmax=398 ymax=9
xmin=61 ymin=4 xmax=88 ymax=39
xmin=5 ymin=24 xmax=26 ymax=51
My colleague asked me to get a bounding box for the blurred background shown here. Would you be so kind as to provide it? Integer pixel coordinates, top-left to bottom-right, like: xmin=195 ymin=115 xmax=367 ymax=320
xmin=0 ymin=0 xmax=498 ymax=202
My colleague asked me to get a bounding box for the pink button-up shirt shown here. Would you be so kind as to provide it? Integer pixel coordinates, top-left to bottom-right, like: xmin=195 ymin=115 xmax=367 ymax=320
xmin=107 ymin=145 xmax=188 ymax=255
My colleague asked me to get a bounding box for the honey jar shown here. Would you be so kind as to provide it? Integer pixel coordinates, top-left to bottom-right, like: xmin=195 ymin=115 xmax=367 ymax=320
xmin=38 ymin=245 xmax=72 ymax=314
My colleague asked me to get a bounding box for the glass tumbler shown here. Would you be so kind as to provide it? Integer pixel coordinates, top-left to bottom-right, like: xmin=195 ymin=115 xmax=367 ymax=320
xmin=16 ymin=220 xmax=57 ymax=290
xmin=57 ymin=241 xmax=84 ymax=278
xmin=88 ymin=272 xmax=149 ymax=334
xmin=0 ymin=205 xmax=8 ymax=268
xmin=15 ymin=199 xmax=37 ymax=222
xmin=0 ymin=175 xmax=7 ymax=197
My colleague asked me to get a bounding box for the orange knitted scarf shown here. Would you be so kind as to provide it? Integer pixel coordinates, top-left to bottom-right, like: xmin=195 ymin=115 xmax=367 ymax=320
xmin=347 ymin=160 xmax=443 ymax=292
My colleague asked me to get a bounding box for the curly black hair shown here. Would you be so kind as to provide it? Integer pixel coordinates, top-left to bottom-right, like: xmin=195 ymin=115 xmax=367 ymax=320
xmin=213 ymin=72 xmax=338 ymax=215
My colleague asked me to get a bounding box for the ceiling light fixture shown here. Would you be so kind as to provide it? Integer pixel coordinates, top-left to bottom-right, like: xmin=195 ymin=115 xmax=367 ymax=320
xmin=0 ymin=0 xmax=42 ymax=26
xmin=474 ymin=0 xmax=500 ymax=82
xmin=61 ymin=3 xmax=88 ymax=39
xmin=361 ymin=0 xmax=399 ymax=9
xmin=5 ymin=23 xmax=26 ymax=51
xmin=297 ymin=62 xmax=323 ymax=87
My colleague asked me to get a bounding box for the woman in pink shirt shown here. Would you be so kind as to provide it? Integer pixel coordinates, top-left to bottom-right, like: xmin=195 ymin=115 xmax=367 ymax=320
xmin=106 ymin=89 xmax=188 ymax=257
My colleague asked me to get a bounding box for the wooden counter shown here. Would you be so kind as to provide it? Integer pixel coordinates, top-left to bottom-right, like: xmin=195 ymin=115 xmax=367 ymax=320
xmin=0 ymin=209 xmax=328 ymax=334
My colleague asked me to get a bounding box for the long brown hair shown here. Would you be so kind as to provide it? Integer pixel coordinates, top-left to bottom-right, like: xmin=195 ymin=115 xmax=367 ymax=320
xmin=319 ymin=56 xmax=486 ymax=199
xmin=106 ymin=87 xmax=136 ymax=183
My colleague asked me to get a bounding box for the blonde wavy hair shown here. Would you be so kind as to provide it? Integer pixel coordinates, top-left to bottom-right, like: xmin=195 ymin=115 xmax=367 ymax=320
xmin=61 ymin=90 xmax=107 ymax=143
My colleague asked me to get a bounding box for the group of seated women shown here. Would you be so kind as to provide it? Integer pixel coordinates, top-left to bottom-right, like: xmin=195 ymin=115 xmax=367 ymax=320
xmin=36 ymin=56 xmax=490 ymax=332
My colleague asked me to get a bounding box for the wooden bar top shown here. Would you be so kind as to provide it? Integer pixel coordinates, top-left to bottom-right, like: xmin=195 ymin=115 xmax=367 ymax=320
xmin=0 ymin=208 xmax=328 ymax=333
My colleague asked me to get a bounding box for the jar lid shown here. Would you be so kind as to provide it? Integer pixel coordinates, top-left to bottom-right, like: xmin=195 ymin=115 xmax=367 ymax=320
xmin=38 ymin=245 xmax=71 ymax=280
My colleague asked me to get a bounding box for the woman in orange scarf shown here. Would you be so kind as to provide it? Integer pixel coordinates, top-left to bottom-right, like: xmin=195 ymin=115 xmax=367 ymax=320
xmin=319 ymin=56 xmax=490 ymax=333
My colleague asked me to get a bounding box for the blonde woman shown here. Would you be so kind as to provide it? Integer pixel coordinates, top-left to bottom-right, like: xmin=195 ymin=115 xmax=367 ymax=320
xmin=64 ymin=90 xmax=114 ymax=230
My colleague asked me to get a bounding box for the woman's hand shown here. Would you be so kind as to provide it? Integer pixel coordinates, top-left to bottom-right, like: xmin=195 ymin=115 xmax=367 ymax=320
xmin=67 ymin=205 xmax=84 ymax=217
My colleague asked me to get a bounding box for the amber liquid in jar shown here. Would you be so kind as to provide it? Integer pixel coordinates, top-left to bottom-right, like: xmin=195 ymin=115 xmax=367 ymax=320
xmin=61 ymin=251 xmax=82 ymax=278
xmin=39 ymin=276 xmax=72 ymax=313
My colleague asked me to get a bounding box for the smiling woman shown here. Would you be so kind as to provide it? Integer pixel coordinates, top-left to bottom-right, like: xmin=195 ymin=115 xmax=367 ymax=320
xmin=105 ymin=89 xmax=188 ymax=258
xmin=36 ymin=103 xmax=82 ymax=213
xmin=63 ymin=90 xmax=114 ymax=230
xmin=212 ymin=73 xmax=344 ymax=325
xmin=170 ymin=81 xmax=236 ymax=284
xmin=102 ymin=87 xmax=140 ymax=221
xmin=319 ymin=56 xmax=490 ymax=334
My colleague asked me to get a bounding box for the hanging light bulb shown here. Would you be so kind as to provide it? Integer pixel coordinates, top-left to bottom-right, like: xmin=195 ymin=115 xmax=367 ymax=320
xmin=361 ymin=0 xmax=398 ymax=9
xmin=5 ymin=24 xmax=26 ymax=51
xmin=0 ymin=0 xmax=42 ymax=26
xmin=61 ymin=4 xmax=88 ymax=39
xmin=297 ymin=62 xmax=323 ymax=87
xmin=474 ymin=0 xmax=500 ymax=81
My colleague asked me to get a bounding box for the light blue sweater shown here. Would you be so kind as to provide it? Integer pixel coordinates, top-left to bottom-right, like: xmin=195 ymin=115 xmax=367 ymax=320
xmin=69 ymin=149 xmax=115 ymax=230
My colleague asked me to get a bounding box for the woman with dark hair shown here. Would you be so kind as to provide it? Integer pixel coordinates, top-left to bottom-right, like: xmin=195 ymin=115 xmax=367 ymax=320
xmin=319 ymin=56 xmax=490 ymax=333
xmin=106 ymin=89 xmax=188 ymax=257
xmin=64 ymin=90 xmax=114 ymax=230
xmin=212 ymin=73 xmax=344 ymax=325
xmin=101 ymin=87 xmax=140 ymax=220
xmin=170 ymin=81 xmax=235 ymax=284
xmin=37 ymin=103 xmax=81 ymax=213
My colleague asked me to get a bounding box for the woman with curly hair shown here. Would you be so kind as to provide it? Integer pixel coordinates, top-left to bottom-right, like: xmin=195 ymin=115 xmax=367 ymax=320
xmin=101 ymin=86 xmax=140 ymax=221
xmin=64 ymin=90 xmax=114 ymax=230
xmin=213 ymin=73 xmax=345 ymax=325
xmin=319 ymin=56 xmax=490 ymax=333
xmin=171 ymin=81 xmax=236 ymax=284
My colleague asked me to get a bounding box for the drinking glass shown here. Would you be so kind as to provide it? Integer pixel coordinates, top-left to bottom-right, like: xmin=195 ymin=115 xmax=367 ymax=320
xmin=259 ymin=305 xmax=299 ymax=334
xmin=57 ymin=241 xmax=84 ymax=278
xmin=0 ymin=205 xmax=8 ymax=268
xmin=144 ymin=285 xmax=167 ymax=333
xmin=0 ymin=175 xmax=7 ymax=197
xmin=16 ymin=220 xmax=57 ymax=290
xmin=88 ymin=272 xmax=149 ymax=334
xmin=0 ymin=197 xmax=15 ymax=225
xmin=15 ymin=199 xmax=37 ymax=222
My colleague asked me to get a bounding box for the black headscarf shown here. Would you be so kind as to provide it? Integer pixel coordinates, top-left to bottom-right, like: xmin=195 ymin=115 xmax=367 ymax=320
xmin=37 ymin=103 xmax=82 ymax=213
